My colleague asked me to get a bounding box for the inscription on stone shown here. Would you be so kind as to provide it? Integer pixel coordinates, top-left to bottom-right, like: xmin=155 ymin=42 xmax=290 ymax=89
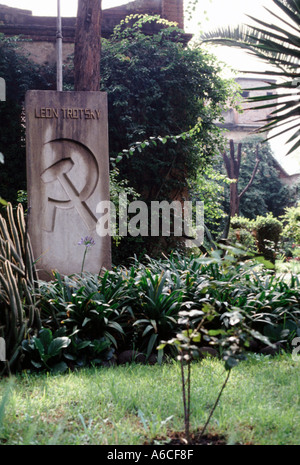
xmin=26 ymin=91 xmax=111 ymax=280
xmin=34 ymin=107 xmax=102 ymax=119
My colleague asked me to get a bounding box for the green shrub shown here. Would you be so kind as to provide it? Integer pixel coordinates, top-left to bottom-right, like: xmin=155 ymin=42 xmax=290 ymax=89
xmin=0 ymin=34 xmax=56 ymax=203
xmin=21 ymin=326 xmax=116 ymax=372
xmin=131 ymin=269 xmax=184 ymax=359
xmin=280 ymin=202 xmax=300 ymax=260
xmin=230 ymin=216 xmax=255 ymax=231
xmin=64 ymin=335 xmax=116 ymax=368
xmin=97 ymin=15 xmax=238 ymax=260
xmin=253 ymin=213 xmax=283 ymax=263
xmin=21 ymin=328 xmax=70 ymax=373
xmin=229 ymin=216 xmax=257 ymax=252
xmin=37 ymin=271 xmax=131 ymax=351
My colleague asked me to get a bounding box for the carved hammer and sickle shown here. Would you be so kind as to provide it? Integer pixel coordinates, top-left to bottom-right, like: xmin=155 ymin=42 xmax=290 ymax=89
xmin=41 ymin=139 xmax=99 ymax=232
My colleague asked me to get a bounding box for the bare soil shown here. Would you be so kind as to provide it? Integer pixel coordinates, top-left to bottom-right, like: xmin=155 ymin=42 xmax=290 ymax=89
xmin=144 ymin=429 xmax=228 ymax=446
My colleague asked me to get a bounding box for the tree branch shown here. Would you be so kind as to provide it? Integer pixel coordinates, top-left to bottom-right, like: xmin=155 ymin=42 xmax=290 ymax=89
xmin=238 ymin=144 xmax=260 ymax=199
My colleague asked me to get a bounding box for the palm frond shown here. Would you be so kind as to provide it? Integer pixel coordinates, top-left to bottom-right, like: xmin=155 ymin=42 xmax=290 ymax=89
xmin=200 ymin=0 xmax=300 ymax=154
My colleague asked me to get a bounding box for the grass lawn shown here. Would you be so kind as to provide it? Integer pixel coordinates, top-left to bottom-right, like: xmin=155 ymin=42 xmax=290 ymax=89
xmin=0 ymin=354 xmax=299 ymax=446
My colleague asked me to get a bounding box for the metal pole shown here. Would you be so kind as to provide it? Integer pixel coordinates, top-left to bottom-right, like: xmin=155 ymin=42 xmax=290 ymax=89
xmin=56 ymin=0 xmax=63 ymax=91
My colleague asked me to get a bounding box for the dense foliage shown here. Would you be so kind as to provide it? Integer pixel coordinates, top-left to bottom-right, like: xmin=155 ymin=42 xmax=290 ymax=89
xmin=17 ymin=249 xmax=300 ymax=374
xmin=0 ymin=34 xmax=56 ymax=203
xmin=0 ymin=201 xmax=299 ymax=376
xmin=230 ymin=137 xmax=297 ymax=219
xmin=0 ymin=203 xmax=40 ymax=375
xmin=0 ymin=17 xmax=239 ymax=260
xmin=101 ymin=16 xmax=236 ymax=169
xmin=0 ymin=16 xmax=299 ymax=379
xmin=96 ymin=15 xmax=238 ymax=259
xmin=280 ymin=202 xmax=300 ymax=260
xmin=198 ymin=136 xmax=298 ymax=242
xmin=229 ymin=204 xmax=300 ymax=263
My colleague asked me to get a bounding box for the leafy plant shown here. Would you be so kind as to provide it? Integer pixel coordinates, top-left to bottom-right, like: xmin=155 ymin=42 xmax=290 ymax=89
xmin=22 ymin=245 xmax=299 ymax=374
xmin=280 ymin=202 xmax=300 ymax=259
xmin=63 ymin=288 xmax=124 ymax=348
xmin=37 ymin=270 xmax=133 ymax=352
xmin=157 ymin=301 xmax=257 ymax=444
xmin=156 ymin=254 xmax=281 ymax=444
xmin=22 ymin=328 xmax=70 ymax=373
xmin=0 ymin=203 xmax=41 ymax=374
xmin=132 ymin=269 xmax=184 ymax=360
xmin=158 ymin=307 xmax=210 ymax=443
xmin=62 ymin=334 xmax=115 ymax=369
xmin=254 ymin=213 xmax=283 ymax=263
xmin=229 ymin=216 xmax=257 ymax=252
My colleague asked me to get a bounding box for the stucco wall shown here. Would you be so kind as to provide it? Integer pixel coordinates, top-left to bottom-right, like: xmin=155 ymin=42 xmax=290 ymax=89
xmin=222 ymin=77 xmax=277 ymax=132
xmin=0 ymin=1 xmax=187 ymax=65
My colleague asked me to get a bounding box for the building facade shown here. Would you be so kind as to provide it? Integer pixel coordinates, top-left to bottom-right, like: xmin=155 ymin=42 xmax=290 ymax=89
xmin=0 ymin=1 xmax=188 ymax=65
xmin=220 ymin=77 xmax=300 ymax=185
xmin=221 ymin=77 xmax=277 ymax=142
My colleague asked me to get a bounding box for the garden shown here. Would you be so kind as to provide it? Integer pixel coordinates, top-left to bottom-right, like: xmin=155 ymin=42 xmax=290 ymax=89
xmin=0 ymin=201 xmax=299 ymax=446
xmin=0 ymin=0 xmax=300 ymax=447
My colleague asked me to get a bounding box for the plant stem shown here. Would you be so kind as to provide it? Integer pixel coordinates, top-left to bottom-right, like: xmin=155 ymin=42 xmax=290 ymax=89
xmin=200 ymin=368 xmax=231 ymax=437
xmin=81 ymin=247 xmax=87 ymax=275
xmin=187 ymin=359 xmax=191 ymax=442
xmin=180 ymin=356 xmax=190 ymax=444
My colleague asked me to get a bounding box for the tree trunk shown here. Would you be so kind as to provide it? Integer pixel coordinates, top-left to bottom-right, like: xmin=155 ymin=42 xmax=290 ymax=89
xmin=230 ymin=181 xmax=240 ymax=217
xmin=222 ymin=139 xmax=260 ymax=218
xmin=74 ymin=0 xmax=102 ymax=91
xmin=222 ymin=140 xmax=242 ymax=218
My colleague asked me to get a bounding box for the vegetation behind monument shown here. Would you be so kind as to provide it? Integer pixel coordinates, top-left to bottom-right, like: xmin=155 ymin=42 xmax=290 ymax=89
xmin=0 ymin=33 xmax=56 ymax=203
xmin=97 ymin=16 xmax=239 ymax=260
xmin=0 ymin=16 xmax=297 ymax=263
xmin=0 ymin=17 xmax=239 ymax=261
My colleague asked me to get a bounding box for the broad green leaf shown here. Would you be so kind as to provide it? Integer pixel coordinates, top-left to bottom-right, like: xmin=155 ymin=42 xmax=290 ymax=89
xmin=39 ymin=329 xmax=53 ymax=351
xmin=146 ymin=333 xmax=158 ymax=359
xmin=208 ymin=329 xmax=226 ymax=336
xmin=250 ymin=329 xmax=276 ymax=348
xmin=31 ymin=360 xmax=43 ymax=369
xmin=51 ymin=361 xmax=69 ymax=374
xmin=192 ymin=332 xmax=201 ymax=343
xmin=82 ymin=317 xmax=91 ymax=327
xmin=254 ymin=256 xmax=275 ymax=270
xmin=157 ymin=342 xmax=167 ymax=350
xmin=48 ymin=337 xmax=71 ymax=357
xmin=34 ymin=338 xmax=45 ymax=356
xmin=142 ymin=324 xmax=154 ymax=337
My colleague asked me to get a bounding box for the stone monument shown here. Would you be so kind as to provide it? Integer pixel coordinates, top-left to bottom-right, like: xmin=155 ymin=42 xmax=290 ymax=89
xmin=26 ymin=90 xmax=111 ymax=280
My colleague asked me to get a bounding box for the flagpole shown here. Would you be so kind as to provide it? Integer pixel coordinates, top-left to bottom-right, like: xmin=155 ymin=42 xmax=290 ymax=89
xmin=56 ymin=0 xmax=63 ymax=91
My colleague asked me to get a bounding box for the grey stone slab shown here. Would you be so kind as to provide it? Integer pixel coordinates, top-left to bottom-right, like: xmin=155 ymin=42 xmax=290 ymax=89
xmin=26 ymin=90 xmax=111 ymax=280
xmin=0 ymin=77 xmax=5 ymax=101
